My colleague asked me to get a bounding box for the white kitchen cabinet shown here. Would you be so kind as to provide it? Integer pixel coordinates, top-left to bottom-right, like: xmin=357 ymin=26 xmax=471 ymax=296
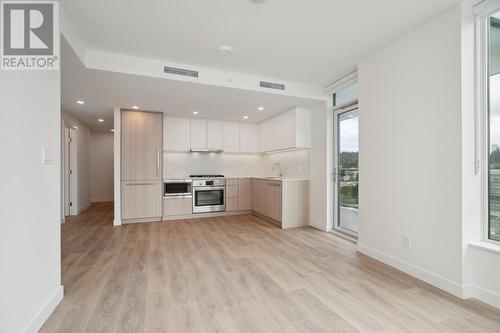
xmin=240 ymin=123 xmax=259 ymax=153
xmin=207 ymin=120 xmax=223 ymax=150
xmin=223 ymin=121 xmax=240 ymax=153
xmin=164 ymin=116 xmax=190 ymax=152
xmin=190 ymin=119 xmax=207 ymax=151
xmin=258 ymin=107 xmax=311 ymax=153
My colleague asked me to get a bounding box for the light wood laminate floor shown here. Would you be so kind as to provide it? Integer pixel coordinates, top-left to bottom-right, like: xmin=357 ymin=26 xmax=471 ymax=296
xmin=41 ymin=203 xmax=500 ymax=333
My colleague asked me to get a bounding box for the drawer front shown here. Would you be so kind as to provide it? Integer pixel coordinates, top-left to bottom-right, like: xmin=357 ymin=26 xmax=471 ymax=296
xmin=226 ymin=184 xmax=239 ymax=198
xmin=226 ymin=178 xmax=239 ymax=185
xmin=121 ymin=180 xmax=162 ymax=219
xmin=163 ymin=197 xmax=193 ymax=216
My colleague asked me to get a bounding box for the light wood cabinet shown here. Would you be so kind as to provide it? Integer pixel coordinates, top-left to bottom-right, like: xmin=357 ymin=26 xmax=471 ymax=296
xmin=250 ymin=178 xmax=309 ymax=228
xmin=121 ymin=111 xmax=163 ymax=181
xmin=238 ymin=178 xmax=251 ymax=211
xmin=163 ymin=197 xmax=192 ymax=216
xmin=121 ymin=180 xmax=162 ymax=220
xmin=164 ymin=116 xmax=190 ymax=152
xmin=226 ymin=197 xmax=239 ymax=212
xmin=223 ymin=121 xmax=240 ymax=153
xmin=251 ymin=179 xmax=266 ymax=215
xmin=266 ymin=181 xmax=282 ymax=222
xmin=190 ymin=119 xmax=207 ymax=151
xmin=226 ymin=178 xmax=239 ymax=212
xmin=207 ymin=120 xmax=223 ymax=150
xmin=226 ymin=184 xmax=238 ymax=197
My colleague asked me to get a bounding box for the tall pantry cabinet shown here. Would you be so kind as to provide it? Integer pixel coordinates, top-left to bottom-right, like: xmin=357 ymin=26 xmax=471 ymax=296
xmin=121 ymin=110 xmax=163 ymax=223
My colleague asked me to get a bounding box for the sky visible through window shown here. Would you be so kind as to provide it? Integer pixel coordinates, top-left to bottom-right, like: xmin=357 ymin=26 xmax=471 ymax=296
xmin=339 ymin=113 xmax=359 ymax=153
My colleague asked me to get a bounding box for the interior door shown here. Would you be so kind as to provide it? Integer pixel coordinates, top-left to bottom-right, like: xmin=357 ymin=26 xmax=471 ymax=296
xmin=333 ymin=106 xmax=359 ymax=236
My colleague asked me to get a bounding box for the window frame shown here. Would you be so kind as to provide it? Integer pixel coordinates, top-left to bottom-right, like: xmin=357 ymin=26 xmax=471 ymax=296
xmin=476 ymin=2 xmax=500 ymax=244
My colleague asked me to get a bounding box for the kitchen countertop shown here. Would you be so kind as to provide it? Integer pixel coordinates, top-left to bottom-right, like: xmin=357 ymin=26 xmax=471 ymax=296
xmin=163 ymin=176 xmax=310 ymax=182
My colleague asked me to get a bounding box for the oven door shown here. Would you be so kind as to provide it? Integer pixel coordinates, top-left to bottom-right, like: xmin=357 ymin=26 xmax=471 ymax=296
xmin=193 ymin=186 xmax=225 ymax=213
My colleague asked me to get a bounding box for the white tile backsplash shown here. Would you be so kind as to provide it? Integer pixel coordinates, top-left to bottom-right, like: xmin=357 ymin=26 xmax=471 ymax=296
xmin=163 ymin=149 xmax=310 ymax=179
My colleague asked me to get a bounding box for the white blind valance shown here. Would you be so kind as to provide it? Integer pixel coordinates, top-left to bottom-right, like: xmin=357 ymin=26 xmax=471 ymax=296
xmin=474 ymin=0 xmax=500 ymax=18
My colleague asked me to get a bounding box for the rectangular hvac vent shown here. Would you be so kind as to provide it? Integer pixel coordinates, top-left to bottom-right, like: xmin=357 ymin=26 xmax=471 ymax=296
xmin=164 ymin=66 xmax=199 ymax=78
xmin=260 ymin=81 xmax=285 ymax=90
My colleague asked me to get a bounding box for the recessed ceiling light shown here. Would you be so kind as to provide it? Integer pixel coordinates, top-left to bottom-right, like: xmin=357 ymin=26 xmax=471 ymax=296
xmin=193 ymin=111 xmax=199 ymax=115
xmin=243 ymin=115 xmax=249 ymax=119
xmin=132 ymin=106 xmax=139 ymax=109
xmin=71 ymin=126 xmax=78 ymax=130
xmin=218 ymin=45 xmax=233 ymax=56
xmin=98 ymin=119 xmax=104 ymax=123
xmin=77 ymin=100 xmax=84 ymax=105
xmin=258 ymin=106 xmax=264 ymax=111
xmin=111 ymin=129 xmax=115 ymax=132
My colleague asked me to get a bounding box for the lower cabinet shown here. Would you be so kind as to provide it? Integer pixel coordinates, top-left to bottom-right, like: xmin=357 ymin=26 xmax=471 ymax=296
xmin=251 ymin=179 xmax=282 ymax=222
xmin=163 ymin=197 xmax=192 ymax=216
xmin=121 ymin=180 xmax=162 ymax=221
xmin=238 ymin=178 xmax=251 ymax=211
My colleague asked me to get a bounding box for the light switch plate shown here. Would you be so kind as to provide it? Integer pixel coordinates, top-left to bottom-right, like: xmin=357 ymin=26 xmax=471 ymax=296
xmin=42 ymin=147 xmax=54 ymax=164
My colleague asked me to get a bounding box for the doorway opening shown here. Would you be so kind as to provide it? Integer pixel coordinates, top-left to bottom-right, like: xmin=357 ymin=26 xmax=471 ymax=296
xmin=333 ymin=106 xmax=359 ymax=236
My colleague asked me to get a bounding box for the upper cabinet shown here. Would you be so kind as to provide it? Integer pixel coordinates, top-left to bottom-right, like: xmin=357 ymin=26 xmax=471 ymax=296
xmin=207 ymin=120 xmax=223 ymax=151
xmin=240 ymin=123 xmax=259 ymax=153
xmin=162 ymin=107 xmax=310 ymax=155
xmin=164 ymin=116 xmax=190 ymax=152
xmin=258 ymin=107 xmax=310 ymax=153
xmin=190 ymin=118 xmax=208 ymax=151
xmin=121 ymin=110 xmax=163 ymax=181
xmin=223 ymin=121 xmax=240 ymax=153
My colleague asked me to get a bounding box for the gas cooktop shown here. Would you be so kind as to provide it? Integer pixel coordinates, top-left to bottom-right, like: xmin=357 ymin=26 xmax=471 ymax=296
xmin=189 ymin=175 xmax=225 ymax=178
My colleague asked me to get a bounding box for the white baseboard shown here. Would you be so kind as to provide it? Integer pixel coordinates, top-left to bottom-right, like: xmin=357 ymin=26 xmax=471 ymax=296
xmin=308 ymin=220 xmax=328 ymax=232
xmin=463 ymin=284 xmax=500 ymax=309
xmin=357 ymin=243 xmax=463 ymax=298
xmin=77 ymin=203 xmax=90 ymax=214
xmin=24 ymin=285 xmax=64 ymax=333
xmin=91 ymin=197 xmax=114 ymax=203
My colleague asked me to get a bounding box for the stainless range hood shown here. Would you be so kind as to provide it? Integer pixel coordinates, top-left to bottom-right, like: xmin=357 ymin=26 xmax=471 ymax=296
xmin=189 ymin=149 xmax=224 ymax=153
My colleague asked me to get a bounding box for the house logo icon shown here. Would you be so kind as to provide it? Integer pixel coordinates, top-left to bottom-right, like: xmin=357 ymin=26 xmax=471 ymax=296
xmin=1 ymin=1 xmax=59 ymax=70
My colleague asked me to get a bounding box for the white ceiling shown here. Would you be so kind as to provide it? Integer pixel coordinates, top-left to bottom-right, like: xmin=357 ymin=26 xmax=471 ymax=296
xmin=61 ymin=38 xmax=324 ymax=130
xmin=60 ymin=0 xmax=460 ymax=86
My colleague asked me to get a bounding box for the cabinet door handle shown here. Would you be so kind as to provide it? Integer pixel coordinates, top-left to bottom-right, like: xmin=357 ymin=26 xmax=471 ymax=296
xmin=156 ymin=149 xmax=160 ymax=177
xmin=127 ymin=183 xmax=155 ymax=186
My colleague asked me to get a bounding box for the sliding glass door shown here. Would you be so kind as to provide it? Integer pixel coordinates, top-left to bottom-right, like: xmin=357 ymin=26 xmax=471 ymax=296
xmin=333 ymin=106 xmax=359 ymax=236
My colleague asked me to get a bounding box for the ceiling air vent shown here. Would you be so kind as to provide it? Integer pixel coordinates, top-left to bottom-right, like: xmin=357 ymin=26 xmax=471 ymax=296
xmin=260 ymin=81 xmax=285 ymax=91
xmin=164 ymin=66 xmax=199 ymax=78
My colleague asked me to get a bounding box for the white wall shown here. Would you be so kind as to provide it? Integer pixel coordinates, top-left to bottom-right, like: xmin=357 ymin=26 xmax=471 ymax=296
xmin=0 ymin=71 xmax=63 ymax=331
xmin=89 ymin=131 xmax=114 ymax=202
xmin=357 ymin=5 xmax=464 ymax=296
xmin=62 ymin=113 xmax=91 ymax=213
xmin=309 ymin=104 xmax=329 ymax=231
xmin=163 ymin=149 xmax=310 ymax=179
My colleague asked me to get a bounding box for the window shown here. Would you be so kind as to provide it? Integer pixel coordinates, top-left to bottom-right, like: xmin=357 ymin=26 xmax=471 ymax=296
xmin=488 ymin=12 xmax=500 ymax=242
xmin=477 ymin=2 xmax=500 ymax=243
xmin=332 ymin=82 xmax=359 ymax=236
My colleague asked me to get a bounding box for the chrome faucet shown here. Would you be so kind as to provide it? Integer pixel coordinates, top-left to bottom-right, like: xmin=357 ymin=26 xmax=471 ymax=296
xmin=272 ymin=162 xmax=282 ymax=177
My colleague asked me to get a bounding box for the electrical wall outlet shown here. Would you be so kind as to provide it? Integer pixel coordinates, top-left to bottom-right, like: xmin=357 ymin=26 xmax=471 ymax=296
xmin=402 ymin=234 xmax=412 ymax=248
